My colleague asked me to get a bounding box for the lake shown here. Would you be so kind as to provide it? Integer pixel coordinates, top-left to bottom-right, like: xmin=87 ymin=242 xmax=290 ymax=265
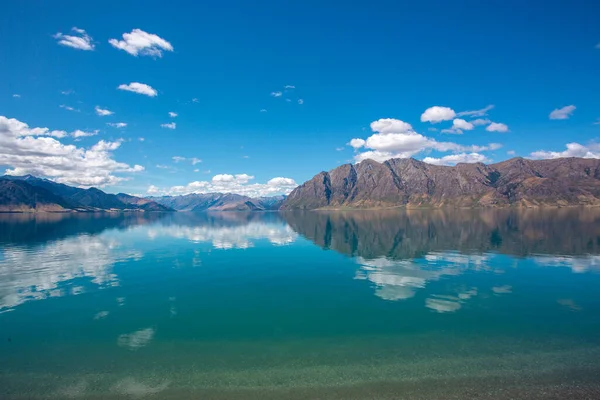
xmin=1 ymin=209 xmax=600 ymax=399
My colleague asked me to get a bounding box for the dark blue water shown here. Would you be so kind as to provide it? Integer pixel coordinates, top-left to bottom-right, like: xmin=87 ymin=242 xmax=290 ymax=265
xmin=1 ymin=209 xmax=600 ymax=399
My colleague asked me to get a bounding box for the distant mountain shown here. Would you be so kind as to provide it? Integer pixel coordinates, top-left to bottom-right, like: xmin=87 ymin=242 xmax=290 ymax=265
xmin=280 ymin=157 xmax=600 ymax=209
xmin=0 ymin=179 xmax=77 ymax=212
xmin=0 ymin=175 xmax=172 ymax=213
xmin=148 ymin=193 xmax=286 ymax=211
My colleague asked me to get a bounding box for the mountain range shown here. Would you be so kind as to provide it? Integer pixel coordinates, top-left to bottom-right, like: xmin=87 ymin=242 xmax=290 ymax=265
xmin=0 ymin=175 xmax=171 ymax=212
xmin=281 ymin=157 xmax=600 ymax=209
xmin=0 ymin=175 xmax=286 ymax=213
xmin=147 ymin=193 xmax=286 ymax=211
xmin=2 ymin=157 xmax=600 ymax=212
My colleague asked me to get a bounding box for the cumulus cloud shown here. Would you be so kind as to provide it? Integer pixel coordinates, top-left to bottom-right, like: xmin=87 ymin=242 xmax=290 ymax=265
xmin=452 ymin=118 xmax=474 ymax=131
xmin=95 ymin=106 xmax=114 ymax=116
xmin=471 ymin=118 xmax=491 ymax=126
xmin=549 ymin=105 xmax=576 ymax=120
xmin=118 ymin=82 xmax=157 ymax=97
xmin=530 ymin=143 xmax=600 ymax=159
xmin=442 ymin=118 xmax=475 ymax=134
xmin=420 ymin=106 xmax=456 ymax=123
xmin=350 ymin=118 xmax=502 ymax=163
xmin=59 ymin=105 xmax=80 ymax=112
xmin=486 ymin=122 xmax=509 ymax=132
xmin=457 ymin=105 xmax=494 ymax=118
xmin=147 ymin=174 xmax=298 ymax=197
xmin=160 ymin=122 xmax=176 ymax=129
xmin=12 ymin=94 xmax=21 ymax=98
xmin=298 ymin=99 xmax=304 ymax=105
xmin=284 ymin=85 xmax=295 ymax=89
xmin=270 ymin=91 xmax=282 ymax=97
xmin=107 ymin=122 xmax=127 ymax=128
xmin=0 ymin=116 xmax=144 ymax=187
xmin=191 ymin=158 xmax=202 ymax=165
xmin=348 ymin=138 xmax=366 ymax=149
xmin=422 ymin=152 xmax=490 ymax=166
xmin=260 ymin=109 xmax=267 ymax=113
xmin=168 ymin=112 xmax=177 ymax=118
xmin=54 ymin=27 xmax=94 ymax=51
xmin=108 ymin=29 xmax=173 ymax=57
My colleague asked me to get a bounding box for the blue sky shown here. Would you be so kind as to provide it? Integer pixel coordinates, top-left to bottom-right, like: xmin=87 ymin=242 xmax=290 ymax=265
xmin=1 ymin=0 xmax=599 ymax=196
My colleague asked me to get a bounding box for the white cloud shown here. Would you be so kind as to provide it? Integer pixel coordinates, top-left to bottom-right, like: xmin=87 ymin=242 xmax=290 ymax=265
xmin=54 ymin=27 xmax=94 ymax=51
xmin=191 ymin=157 xmax=202 ymax=165
xmin=595 ymin=119 xmax=600 ymax=125
xmin=160 ymin=122 xmax=176 ymax=129
xmin=486 ymin=122 xmax=509 ymax=132
xmin=260 ymin=109 xmax=267 ymax=113
xmin=95 ymin=106 xmax=114 ymax=116
xmin=107 ymin=122 xmax=127 ymax=128
xmin=549 ymin=105 xmax=576 ymax=120
xmin=285 ymin=99 xmax=292 ymax=103
xmin=117 ymin=82 xmax=157 ymax=97
xmin=420 ymin=106 xmax=456 ymax=123
xmin=335 ymin=147 xmax=344 ymax=151
xmin=471 ymin=118 xmax=491 ymax=126
xmin=108 ymin=29 xmax=173 ymax=57
xmin=371 ymin=118 xmax=413 ymax=134
xmin=0 ymin=116 xmax=143 ymax=187
xmin=172 ymin=156 xmax=186 ymax=163
xmin=148 ymin=174 xmax=298 ymax=197
xmin=71 ymin=129 xmax=99 ymax=138
xmin=596 ymin=43 xmax=600 ymax=49
xmin=442 ymin=118 xmax=475 ymax=134
xmin=284 ymin=85 xmax=295 ymax=89
xmin=60 ymin=89 xmax=74 ymax=95
xmin=298 ymin=99 xmax=304 ymax=105
xmin=457 ymin=105 xmax=494 ymax=117
xmin=348 ymin=138 xmax=366 ymax=149
xmin=191 ymin=98 xmax=199 ymax=103
xmin=168 ymin=112 xmax=177 ymax=118
xmin=59 ymin=104 xmax=80 ymax=112
xmin=12 ymin=94 xmax=21 ymax=98
xmin=507 ymin=150 xmax=516 ymax=156
xmin=530 ymin=142 xmax=600 ymax=159
xmin=422 ymin=152 xmax=490 ymax=166
xmin=452 ymin=118 xmax=474 ymax=131
xmin=147 ymin=185 xmax=160 ymax=194
xmin=350 ymin=117 xmax=503 ymax=163
xmin=270 ymin=91 xmax=282 ymax=97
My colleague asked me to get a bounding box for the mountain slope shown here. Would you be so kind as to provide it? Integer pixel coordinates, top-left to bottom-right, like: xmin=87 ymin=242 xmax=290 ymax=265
xmin=148 ymin=193 xmax=286 ymax=211
xmin=280 ymin=157 xmax=600 ymax=209
xmin=0 ymin=175 xmax=172 ymax=212
xmin=0 ymin=180 xmax=75 ymax=212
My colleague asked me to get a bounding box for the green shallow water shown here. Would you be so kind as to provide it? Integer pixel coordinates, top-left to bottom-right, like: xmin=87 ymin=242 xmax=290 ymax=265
xmin=1 ymin=209 xmax=600 ymax=399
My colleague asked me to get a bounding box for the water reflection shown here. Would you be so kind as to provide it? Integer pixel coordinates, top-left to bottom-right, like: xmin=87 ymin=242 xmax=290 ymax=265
xmin=0 ymin=212 xmax=296 ymax=313
xmin=283 ymin=208 xmax=600 ymax=307
xmin=0 ymin=234 xmax=141 ymax=311
xmin=148 ymin=213 xmax=297 ymax=248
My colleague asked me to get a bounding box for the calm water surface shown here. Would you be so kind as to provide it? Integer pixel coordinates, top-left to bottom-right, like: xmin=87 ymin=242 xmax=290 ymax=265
xmin=1 ymin=210 xmax=600 ymax=399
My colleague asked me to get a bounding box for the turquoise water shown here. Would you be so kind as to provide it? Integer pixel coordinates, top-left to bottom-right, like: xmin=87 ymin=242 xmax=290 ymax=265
xmin=1 ymin=210 xmax=600 ymax=399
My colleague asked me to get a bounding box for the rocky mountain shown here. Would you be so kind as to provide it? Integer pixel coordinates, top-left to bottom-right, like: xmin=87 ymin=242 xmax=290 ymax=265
xmin=0 ymin=175 xmax=172 ymax=212
xmin=0 ymin=180 xmax=76 ymax=212
xmin=148 ymin=193 xmax=286 ymax=211
xmin=280 ymin=157 xmax=600 ymax=209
